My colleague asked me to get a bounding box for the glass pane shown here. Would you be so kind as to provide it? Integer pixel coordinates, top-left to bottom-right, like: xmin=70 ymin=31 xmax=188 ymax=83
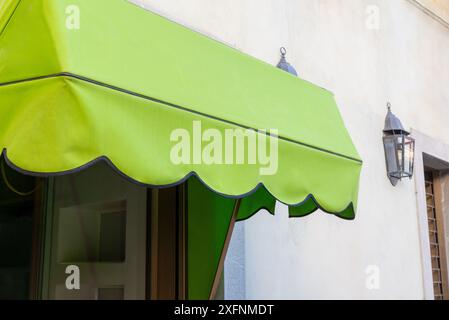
xmin=0 ymin=160 xmax=39 ymax=299
xmin=383 ymin=136 xmax=398 ymax=176
xmin=99 ymin=211 xmax=127 ymax=262
xmin=41 ymin=162 xmax=148 ymax=300
xmin=1 ymin=159 xmax=187 ymax=300
xmin=396 ymin=135 xmax=404 ymax=175
xmin=404 ymin=137 xmax=415 ymax=176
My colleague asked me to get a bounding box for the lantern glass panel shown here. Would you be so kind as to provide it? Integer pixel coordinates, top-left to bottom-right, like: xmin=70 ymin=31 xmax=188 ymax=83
xmin=383 ymin=132 xmax=415 ymax=181
xmin=383 ymin=135 xmax=399 ymax=178
xmin=403 ymin=136 xmax=415 ymax=177
xmin=395 ymin=135 xmax=404 ymax=175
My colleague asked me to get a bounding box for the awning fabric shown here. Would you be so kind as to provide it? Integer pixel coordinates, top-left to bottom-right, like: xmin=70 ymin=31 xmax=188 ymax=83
xmin=0 ymin=0 xmax=362 ymax=219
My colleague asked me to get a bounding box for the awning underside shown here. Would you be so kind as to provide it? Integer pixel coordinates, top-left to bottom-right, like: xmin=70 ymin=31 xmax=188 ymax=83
xmin=0 ymin=0 xmax=362 ymax=219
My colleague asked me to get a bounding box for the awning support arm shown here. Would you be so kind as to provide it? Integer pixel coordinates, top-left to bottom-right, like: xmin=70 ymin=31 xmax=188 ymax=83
xmin=208 ymin=197 xmax=242 ymax=300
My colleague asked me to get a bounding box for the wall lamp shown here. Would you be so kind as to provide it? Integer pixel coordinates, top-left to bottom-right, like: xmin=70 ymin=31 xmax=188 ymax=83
xmin=277 ymin=47 xmax=298 ymax=76
xmin=383 ymin=103 xmax=415 ymax=186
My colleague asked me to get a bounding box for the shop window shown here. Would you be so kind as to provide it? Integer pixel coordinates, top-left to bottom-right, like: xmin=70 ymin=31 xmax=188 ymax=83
xmin=0 ymin=159 xmax=237 ymax=300
xmin=40 ymin=162 xmax=148 ymax=300
xmin=0 ymin=160 xmax=186 ymax=300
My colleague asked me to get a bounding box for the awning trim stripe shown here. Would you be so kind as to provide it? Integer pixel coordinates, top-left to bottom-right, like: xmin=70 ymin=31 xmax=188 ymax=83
xmin=0 ymin=0 xmax=21 ymax=37
xmin=0 ymin=149 xmax=355 ymax=219
xmin=0 ymin=72 xmax=363 ymax=164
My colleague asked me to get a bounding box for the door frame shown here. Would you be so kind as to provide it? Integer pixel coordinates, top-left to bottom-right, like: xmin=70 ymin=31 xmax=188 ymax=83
xmin=414 ymin=129 xmax=449 ymax=300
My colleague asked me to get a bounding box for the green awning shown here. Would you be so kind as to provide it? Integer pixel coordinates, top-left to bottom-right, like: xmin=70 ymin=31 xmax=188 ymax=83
xmin=0 ymin=0 xmax=361 ymax=219
xmin=0 ymin=0 xmax=363 ymax=301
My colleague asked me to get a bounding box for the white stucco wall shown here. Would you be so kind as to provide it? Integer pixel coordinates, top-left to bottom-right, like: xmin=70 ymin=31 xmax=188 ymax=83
xmin=130 ymin=0 xmax=449 ymax=299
